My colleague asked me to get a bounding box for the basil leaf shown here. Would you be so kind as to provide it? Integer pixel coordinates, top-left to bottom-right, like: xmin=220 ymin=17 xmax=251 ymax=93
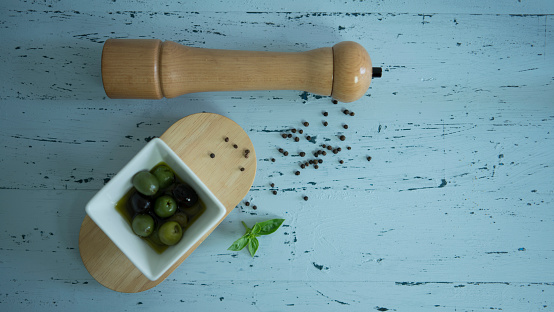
xmin=256 ymin=219 xmax=285 ymax=235
xmin=248 ymin=237 xmax=259 ymax=257
xmin=251 ymin=223 xmax=261 ymax=236
xmin=227 ymin=235 xmax=250 ymax=251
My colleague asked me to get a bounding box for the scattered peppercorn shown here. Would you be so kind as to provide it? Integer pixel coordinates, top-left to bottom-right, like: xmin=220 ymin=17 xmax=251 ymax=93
xmin=303 ymin=196 xmax=309 ymax=201
xmin=210 ymin=153 xmax=215 ymax=158
xmin=272 ymin=190 xmax=277 ymax=195
xmin=291 ymin=128 xmax=296 ymax=133
xmin=332 ymin=99 xmax=338 ymax=104
xmin=333 ymin=149 xmax=338 ymax=154
xmin=318 ymin=159 xmax=323 ymax=164
xmin=347 ymin=146 xmax=351 ymax=150
xmin=287 ymin=133 xmax=292 ymax=138
xmin=303 ymin=122 xmax=309 ymax=127
xmin=323 ymin=111 xmax=328 ymax=117
xmin=337 ymin=147 xmax=342 ymax=152
xmin=300 ymin=152 xmax=306 ymax=157
xmin=314 ymin=164 xmax=319 ymax=169
xmin=339 ymin=160 xmax=344 ymax=164
xmin=233 ymin=144 xmax=238 ymax=149
xmin=339 ymin=135 xmax=346 ymax=141
xmin=284 ymin=151 xmax=289 ymax=156
xmin=224 ymin=137 xmax=229 ymax=142
xmin=245 ymin=149 xmax=250 ymax=154
xmin=343 ymin=109 xmax=350 ymax=115
xmin=350 ymin=112 xmax=355 ymax=116
xmin=367 ymin=156 xmax=372 ymax=161
xmin=298 ymin=129 xmax=304 ymax=134
xmin=322 ymin=144 xmax=326 ymax=148
xmin=252 ymin=205 xmax=257 ymax=210
xmin=343 ymin=124 xmax=349 ymax=129
xmin=294 ymin=137 xmax=300 ymax=142
xmin=281 ymin=133 xmax=287 ymax=138
xmin=245 ymin=201 xmax=250 ymax=206
xmin=323 ymin=121 xmax=328 ymax=126
xmin=271 ymin=158 xmax=276 ymax=162
xmin=300 ymin=164 xmax=305 ymax=169
xmin=295 ymin=171 xmax=300 ymax=176
xmin=306 ymin=136 xmax=312 ymax=141
xmin=278 ymin=148 xmax=284 ymax=153
xmin=270 ymin=183 xmax=275 ymax=187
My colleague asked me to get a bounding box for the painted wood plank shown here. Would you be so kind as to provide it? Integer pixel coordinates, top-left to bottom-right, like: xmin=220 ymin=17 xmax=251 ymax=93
xmin=5 ymin=0 xmax=554 ymax=14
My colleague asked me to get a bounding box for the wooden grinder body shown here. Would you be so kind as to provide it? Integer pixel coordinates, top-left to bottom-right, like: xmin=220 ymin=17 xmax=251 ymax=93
xmin=101 ymin=39 xmax=373 ymax=103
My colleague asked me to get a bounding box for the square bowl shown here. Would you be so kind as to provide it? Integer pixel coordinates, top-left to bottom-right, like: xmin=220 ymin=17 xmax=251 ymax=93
xmin=85 ymin=138 xmax=226 ymax=281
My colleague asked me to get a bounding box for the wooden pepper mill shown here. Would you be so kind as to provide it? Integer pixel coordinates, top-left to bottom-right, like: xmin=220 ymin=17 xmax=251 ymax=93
xmin=101 ymin=39 xmax=381 ymax=103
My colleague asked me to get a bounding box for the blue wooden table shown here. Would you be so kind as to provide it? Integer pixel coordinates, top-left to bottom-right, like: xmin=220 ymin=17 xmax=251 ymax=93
xmin=1 ymin=1 xmax=553 ymax=311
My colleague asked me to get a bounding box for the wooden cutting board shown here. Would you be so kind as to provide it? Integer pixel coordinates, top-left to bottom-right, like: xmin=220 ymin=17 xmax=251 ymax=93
xmin=78 ymin=113 xmax=256 ymax=293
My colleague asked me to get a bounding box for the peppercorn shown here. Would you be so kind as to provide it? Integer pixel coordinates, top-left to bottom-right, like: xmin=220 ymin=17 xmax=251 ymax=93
xmin=339 ymin=135 xmax=346 ymax=141
xmin=303 ymin=122 xmax=309 ymax=127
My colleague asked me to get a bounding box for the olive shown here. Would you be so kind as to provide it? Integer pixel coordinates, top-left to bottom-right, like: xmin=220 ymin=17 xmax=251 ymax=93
xmin=152 ymin=165 xmax=175 ymax=189
xmin=167 ymin=211 xmax=188 ymax=229
xmin=181 ymin=201 xmax=202 ymax=219
xmin=172 ymin=184 xmax=198 ymax=208
xmin=154 ymin=195 xmax=177 ymax=218
xmin=132 ymin=214 xmax=154 ymax=237
xmin=148 ymin=226 xmax=164 ymax=246
xmin=158 ymin=221 xmax=183 ymax=245
xmin=129 ymin=191 xmax=153 ymax=214
xmin=132 ymin=171 xmax=159 ymax=196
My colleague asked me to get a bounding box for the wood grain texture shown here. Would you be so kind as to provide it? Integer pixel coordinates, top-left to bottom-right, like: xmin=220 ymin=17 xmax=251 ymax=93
xmin=79 ymin=113 xmax=256 ymax=292
xmin=0 ymin=2 xmax=553 ymax=311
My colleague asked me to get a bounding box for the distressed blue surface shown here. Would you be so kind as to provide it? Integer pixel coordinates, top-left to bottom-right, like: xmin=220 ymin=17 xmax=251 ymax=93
xmin=0 ymin=1 xmax=553 ymax=311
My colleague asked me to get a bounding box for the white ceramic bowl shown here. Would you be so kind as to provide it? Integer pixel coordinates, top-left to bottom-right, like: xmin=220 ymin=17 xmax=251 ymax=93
xmin=85 ymin=138 xmax=226 ymax=281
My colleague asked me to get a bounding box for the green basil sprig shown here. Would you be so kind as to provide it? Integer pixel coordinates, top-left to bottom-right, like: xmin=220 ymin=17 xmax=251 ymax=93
xmin=227 ymin=219 xmax=285 ymax=257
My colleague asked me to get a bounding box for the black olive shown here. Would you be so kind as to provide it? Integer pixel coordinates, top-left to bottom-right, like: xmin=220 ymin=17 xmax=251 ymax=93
xmin=172 ymin=184 xmax=199 ymax=208
xmin=129 ymin=191 xmax=153 ymax=214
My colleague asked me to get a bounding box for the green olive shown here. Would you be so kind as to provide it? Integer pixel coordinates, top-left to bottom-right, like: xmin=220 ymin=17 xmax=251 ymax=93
xmin=132 ymin=171 xmax=159 ymax=196
xmin=158 ymin=221 xmax=183 ymax=246
xmin=148 ymin=226 xmax=164 ymax=246
xmin=132 ymin=214 xmax=154 ymax=237
xmin=152 ymin=165 xmax=175 ymax=189
xmin=154 ymin=195 xmax=177 ymax=218
xmin=167 ymin=211 xmax=188 ymax=229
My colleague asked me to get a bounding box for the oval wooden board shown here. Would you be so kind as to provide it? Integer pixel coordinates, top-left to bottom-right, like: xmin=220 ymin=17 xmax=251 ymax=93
xmin=79 ymin=113 xmax=256 ymax=293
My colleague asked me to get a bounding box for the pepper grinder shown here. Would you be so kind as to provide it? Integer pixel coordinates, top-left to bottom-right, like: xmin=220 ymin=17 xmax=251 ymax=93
xmin=101 ymin=39 xmax=381 ymax=103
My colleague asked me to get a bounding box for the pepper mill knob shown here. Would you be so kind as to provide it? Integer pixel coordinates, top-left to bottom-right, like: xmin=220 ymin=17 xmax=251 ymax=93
xmin=101 ymin=39 xmax=380 ymax=102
